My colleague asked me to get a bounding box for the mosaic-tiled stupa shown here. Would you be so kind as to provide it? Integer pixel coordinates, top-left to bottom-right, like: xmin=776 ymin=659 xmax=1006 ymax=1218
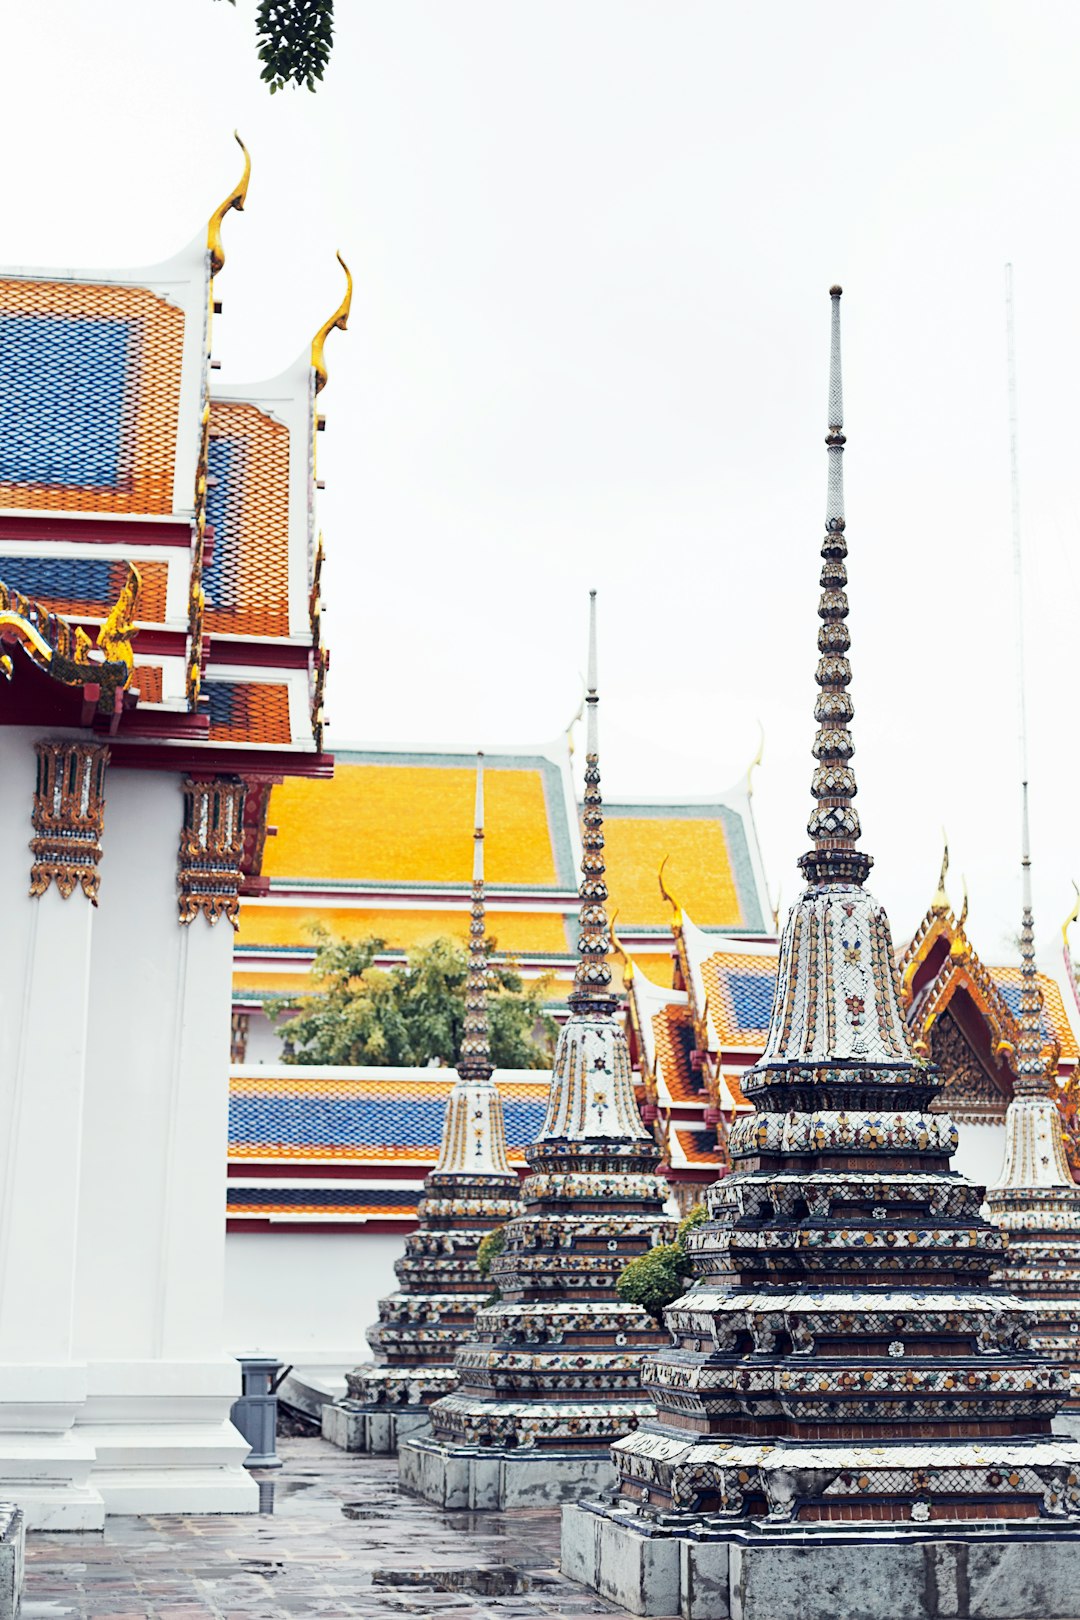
xmin=400 ymin=593 xmax=677 ymax=1509
xmin=322 ymin=755 xmax=521 ymax=1454
xmin=563 ymin=289 xmax=1080 ymax=1620
xmin=987 ymin=794 xmax=1080 ymax=1433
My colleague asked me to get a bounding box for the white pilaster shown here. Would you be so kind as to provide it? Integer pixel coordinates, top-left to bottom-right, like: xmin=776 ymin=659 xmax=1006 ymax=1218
xmin=0 ymin=729 xmax=104 ymax=1528
xmin=76 ymin=769 xmax=256 ymax=1514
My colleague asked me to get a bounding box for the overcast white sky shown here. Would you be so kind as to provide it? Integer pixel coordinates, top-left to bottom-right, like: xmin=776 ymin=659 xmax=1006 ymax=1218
xmin=7 ymin=2 xmax=1080 ymax=962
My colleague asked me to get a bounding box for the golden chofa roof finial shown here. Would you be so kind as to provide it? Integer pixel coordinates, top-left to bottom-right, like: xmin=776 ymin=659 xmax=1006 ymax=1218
xmin=658 ymin=853 xmax=683 ymax=930
xmin=312 ymin=251 xmax=353 ymax=394
xmin=207 ymin=132 xmax=251 ymax=277
xmin=932 ymin=831 xmax=950 ymax=914
xmin=1063 ymin=882 xmax=1080 ymax=946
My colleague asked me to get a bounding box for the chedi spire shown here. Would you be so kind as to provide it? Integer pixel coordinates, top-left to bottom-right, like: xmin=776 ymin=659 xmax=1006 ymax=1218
xmin=400 ymin=593 xmax=674 ymax=1509
xmin=800 ymin=286 xmax=871 ymax=889
xmin=322 ymin=754 xmax=519 ymax=1455
xmin=564 ymin=290 xmax=1080 ymax=1620
xmin=572 ymin=588 xmax=615 ymax=1008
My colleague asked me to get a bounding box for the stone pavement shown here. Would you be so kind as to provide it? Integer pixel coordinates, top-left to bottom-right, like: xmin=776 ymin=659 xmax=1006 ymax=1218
xmin=23 ymin=1434 xmax=643 ymax=1619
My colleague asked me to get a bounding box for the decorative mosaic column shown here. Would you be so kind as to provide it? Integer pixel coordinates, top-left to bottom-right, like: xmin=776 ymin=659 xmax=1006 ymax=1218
xmin=401 ymin=596 xmax=676 ymax=1511
xmin=0 ymin=739 xmax=111 ymax=1527
xmin=987 ymin=796 xmax=1080 ymax=1433
xmin=323 ymin=755 xmax=521 ymax=1454
xmin=562 ymin=291 xmax=1080 ymax=1620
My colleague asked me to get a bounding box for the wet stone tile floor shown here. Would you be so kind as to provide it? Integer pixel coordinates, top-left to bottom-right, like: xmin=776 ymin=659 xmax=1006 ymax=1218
xmin=24 ymin=1435 xmax=641 ymax=1620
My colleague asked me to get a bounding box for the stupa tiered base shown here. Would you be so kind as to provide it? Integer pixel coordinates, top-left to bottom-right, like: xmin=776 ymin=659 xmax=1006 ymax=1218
xmin=322 ymin=1172 xmax=519 ymax=1454
xmin=322 ymin=1405 xmax=433 ymax=1454
xmin=400 ymin=1421 xmax=642 ymax=1510
xmin=562 ymin=1499 xmax=1080 ymax=1620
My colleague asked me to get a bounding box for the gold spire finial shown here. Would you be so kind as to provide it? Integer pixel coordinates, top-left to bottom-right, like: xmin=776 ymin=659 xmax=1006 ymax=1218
xmin=207 ymin=132 xmax=250 ymax=277
xmin=932 ymin=833 xmax=950 ymax=914
xmin=311 ymin=251 xmax=353 ymax=395
xmin=958 ymin=875 xmax=969 ymax=932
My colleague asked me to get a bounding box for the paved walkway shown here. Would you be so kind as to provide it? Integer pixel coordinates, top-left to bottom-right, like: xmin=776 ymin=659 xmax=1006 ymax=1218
xmin=24 ymin=1435 xmax=635 ymax=1619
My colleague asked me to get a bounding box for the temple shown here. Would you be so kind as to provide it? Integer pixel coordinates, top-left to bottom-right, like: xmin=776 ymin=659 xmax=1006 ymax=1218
xmin=230 ymin=737 xmax=775 ymax=1063
xmin=399 ymin=593 xmax=677 ymax=1509
xmin=621 ymin=848 xmax=1080 ymax=1193
xmin=321 ymin=755 xmax=522 ymax=1451
xmin=563 ymin=288 xmax=1080 ymax=1620
xmin=0 ymin=141 xmax=341 ymax=1525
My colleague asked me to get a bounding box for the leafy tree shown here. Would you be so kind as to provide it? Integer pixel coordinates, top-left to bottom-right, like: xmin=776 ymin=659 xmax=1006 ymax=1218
xmin=278 ymin=928 xmax=558 ymax=1069
xmin=217 ymin=0 xmax=335 ymax=93
xmin=616 ymin=1204 xmax=708 ymax=1322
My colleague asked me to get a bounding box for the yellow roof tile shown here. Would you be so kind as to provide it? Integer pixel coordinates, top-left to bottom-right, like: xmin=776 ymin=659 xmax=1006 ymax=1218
xmin=265 ymin=760 xmax=563 ymax=886
xmin=237 ymin=903 xmax=573 ymax=957
xmin=603 ymin=816 xmax=743 ymax=929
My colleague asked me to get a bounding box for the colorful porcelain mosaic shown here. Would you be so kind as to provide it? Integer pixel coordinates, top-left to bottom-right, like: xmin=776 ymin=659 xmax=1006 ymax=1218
xmin=341 ymin=761 xmax=522 ymax=1423
xmin=609 ymin=289 xmax=1080 ymax=1532
xmin=987 ymin=890 xmax=1080 ymax=1405
xmin=426 ymin=606 xmax=676 ymax=1465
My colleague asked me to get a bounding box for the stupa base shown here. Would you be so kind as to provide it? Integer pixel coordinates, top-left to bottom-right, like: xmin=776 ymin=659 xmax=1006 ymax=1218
xmin=561 ymin=1500 xmax=1080 ymax=1620
xmin=321 ymin=1400 xmax=431 ymax=1455
xmin=399 ymin=1434 xmax=616 ymax=1510
xmin=0 ymin=1507 xmax=23 ymax=1620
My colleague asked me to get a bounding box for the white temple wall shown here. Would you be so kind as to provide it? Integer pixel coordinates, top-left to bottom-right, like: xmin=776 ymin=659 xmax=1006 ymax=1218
xmin=953 ymin=1120 xmax=1007 ymax=1192
xmin=240 ymin=1007 xmax=285 ymax=1065
xmin=224 ymin=1230 xmax=402 ymax=1363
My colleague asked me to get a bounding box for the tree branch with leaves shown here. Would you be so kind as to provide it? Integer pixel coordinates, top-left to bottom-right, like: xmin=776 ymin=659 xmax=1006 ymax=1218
xmin=217 ymin=0 xmax=335 ymax=93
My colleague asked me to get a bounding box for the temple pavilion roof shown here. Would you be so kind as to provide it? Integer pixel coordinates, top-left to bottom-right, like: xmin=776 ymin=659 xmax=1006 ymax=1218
xmin=232 ymin=744 xmax=775 ymax=1022
xmin=620 ymin=879 xmax=1080 ymax=1177
xmin=0 ymin=144 xmax=344 ymax=779
xmin=226 ymin=1066 xmax=548 ymax=1230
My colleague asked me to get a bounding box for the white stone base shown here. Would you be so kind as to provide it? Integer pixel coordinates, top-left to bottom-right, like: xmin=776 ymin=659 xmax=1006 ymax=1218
xmin=321 ymin=1401 xmax=431 ymax=1455
xmin=0 ymin=1364 xmax=104 ymax=1529
xmin=77 ymin=1360 xmax=258 ymax=1516
xmin=0 ymin=1432 xmax=104 ymax=1531
xmin=0 ymin=1507 xmax=23 ymax=1620
xmin=399 ymin=1434 xmax=616 ymax=1510
xmin=561 ymin=1500 xmax=1080 ymax=1620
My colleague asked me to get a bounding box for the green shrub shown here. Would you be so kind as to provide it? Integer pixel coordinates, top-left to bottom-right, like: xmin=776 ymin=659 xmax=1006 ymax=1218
xmin=477 ymin=1225 xmax=507 ymax=1278
xmin=617 ymin=1202 xmax=709 ymax=1322
xmin=616 ymin=1243 xmax=687 ymax=1320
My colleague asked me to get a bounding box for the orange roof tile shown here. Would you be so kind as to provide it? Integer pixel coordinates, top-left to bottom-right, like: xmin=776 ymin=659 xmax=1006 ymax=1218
xmin=989 ymin=967 xmax=1079 ymax=1063
xmin=673 ymin=1128 xmax=724 ymax=1167
xmin=204 ymin=401 xmax=291 ymax=639
xmin=651 ymin=1003 xmax=700 ymax=1103
xmin=700 ymin=951 xmax=776 ymax=1047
